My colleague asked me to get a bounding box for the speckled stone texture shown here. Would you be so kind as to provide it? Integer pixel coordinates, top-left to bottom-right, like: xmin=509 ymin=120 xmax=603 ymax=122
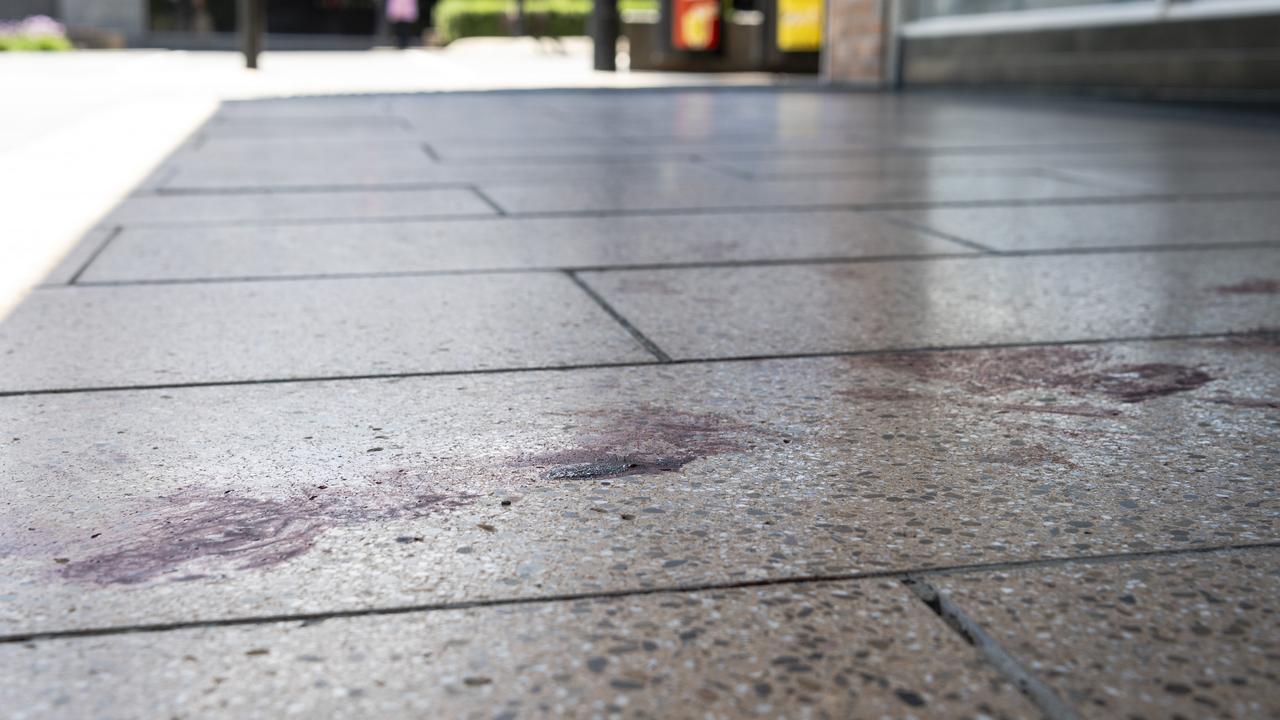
xmin=0 ymin=580 xmax=1038 ymax=719
xmin=77 ymin=212 xmax=963 ymax=283
xmin=579 ymin=250 xmax=1280 ymax=359
xmin=891 ymin=199 xmax=1280 ymax=251
xmin=4 ymin=88 xmax=1280 ymax=719
xmin=104 ymin=187 xmax=494 ymax=225
xmin=2 ymin=339 xmax=1275 ymax=634
xmin=931 ymin=549 xmax=1280 ymax=719
xmin=0 ymin=275 xmax=652 ymax=391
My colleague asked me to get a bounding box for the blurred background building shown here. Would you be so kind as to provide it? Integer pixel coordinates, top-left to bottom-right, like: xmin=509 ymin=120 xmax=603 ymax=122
xmin=2 ymin=0 xmax=1277 ymax=98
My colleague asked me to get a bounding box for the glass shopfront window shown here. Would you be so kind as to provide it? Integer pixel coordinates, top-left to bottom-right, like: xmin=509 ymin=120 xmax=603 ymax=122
xmin=906 ymin=0 xmax=1146 ymax=21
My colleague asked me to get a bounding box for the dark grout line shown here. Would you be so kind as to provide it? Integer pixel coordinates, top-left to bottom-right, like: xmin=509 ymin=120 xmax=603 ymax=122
xmin=565 ymin=271 xmax=673 ymax=363
xmin=0 ymin=360 xmax=656 ymax=399
xmin=46 ymin=241 xmax=1280 ymax=290
xmin=150 ymin=181 xmax=473 ymax=196
xmin=97 ymin=189 xmax=1280 ymax=230
xmin=425 ymin=140 xmax=1153 ymax=165
xmin=2 ymin=541 xmax=1275 ymax=646
xmin=902 ymin=577 xmax=1080 ymax=720
xmin=1037 ymin=166 xmax=1150 ymax=194
xmin=467 ymin=185 xmax=509 ymax=216
xmin=0 ymin=329 xmax=1272 ymax=399
xmin=876 ymin=214 xmax=1000 ymax=254
xmin=694 ymin=158 xmax=757 ymax=181
xmin=431 ymin=151 xmax=706 ymax=166
xmin=66 ymin=227 xmax=123 ymax=285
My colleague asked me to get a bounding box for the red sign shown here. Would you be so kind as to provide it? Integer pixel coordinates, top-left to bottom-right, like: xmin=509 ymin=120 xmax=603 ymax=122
xmin=672 ymin=0 xmax=720 ymax=51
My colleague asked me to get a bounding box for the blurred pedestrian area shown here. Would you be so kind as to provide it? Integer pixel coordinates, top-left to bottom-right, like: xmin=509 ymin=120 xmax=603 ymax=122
xmin=0 ymin=42 xmax=783 ymax=316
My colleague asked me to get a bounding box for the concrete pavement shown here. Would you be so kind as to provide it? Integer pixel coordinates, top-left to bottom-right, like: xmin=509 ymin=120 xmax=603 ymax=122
xmin=1 ymin=85 xmax=1279 ymax=719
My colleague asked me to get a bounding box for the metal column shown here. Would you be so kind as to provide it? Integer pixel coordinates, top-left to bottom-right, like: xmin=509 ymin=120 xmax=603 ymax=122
xmin=239 ymin=0 xmax=265 ymax=69
xmin=591 ymin=0 xmax=619 ymax=71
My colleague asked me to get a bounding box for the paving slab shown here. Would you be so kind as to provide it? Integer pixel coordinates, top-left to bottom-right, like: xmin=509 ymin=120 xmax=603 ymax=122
xmin=932 ymin=548 xmax=1280 ymax=720
xmin=1057 ymin=166 xmax=1280 ymax=194
xmin=579 ymin=249 xmax=1280 ymax=359
xmin=0 ymin=275 xmax=651 ymax=392
xmin=103 ymin=188 xmax=494 ymax=225
xmin=429 ymin=138 xmax=877 ymax=162
xmin=198 ymin=119 xmax=411 ymax=140
xmin=708 ymin=146 xmax=1280 ymax=180
xmin=890 ymin=199 xmax=1280 ymax=251
xmin=35 ymin=228 xmax=116 ymax=286
xmin=76 ymin=212 xmax=966 ymax=283
xmin=1 ymin=338 xmax=1276 ymax=634
xmin=159 ymin=157 xmax=730 ymax=192
xmin=480 ymin=171 xmax=1117 ymax=214
xmin=0 ymin=579 xmax=1037 ymax=720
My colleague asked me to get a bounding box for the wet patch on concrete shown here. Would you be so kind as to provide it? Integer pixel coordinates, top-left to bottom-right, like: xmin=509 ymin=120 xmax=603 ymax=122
xmin=996 ymin=403 xmax=1122 ymax=418
xmin=1212 ymin=279 xmax=1279 ymax=295
xmin=1077 ymin=363 xmax=1212 ymax=403
xmin=60 ymin=471 xmax=476 ymax=586
xmin=978 ymin=442 xmax=1076 ymax=468
xmin=837 ymin=387 xmax=926 ymax=402
xmin=514 ymin=406 xmax=747 ymax=481
xmin=1210 ymin=331 xmax=1280 ymax=351
xmin=853 ymin=347 xmax=1212 ymax=405
xmin=1209 ymin=396 xmax=1280 ymax=410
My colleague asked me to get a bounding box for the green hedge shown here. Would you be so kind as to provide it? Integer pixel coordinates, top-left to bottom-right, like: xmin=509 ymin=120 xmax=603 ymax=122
xmin=0 ymin=34 xmax=72 ymax=51
xmin=433 ymin=0 xmax=654 ymax=44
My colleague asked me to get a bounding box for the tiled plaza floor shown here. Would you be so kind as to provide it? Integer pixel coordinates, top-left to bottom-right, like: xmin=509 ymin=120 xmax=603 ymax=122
xmin=2 ymin=88 xmax=1279 ymax=719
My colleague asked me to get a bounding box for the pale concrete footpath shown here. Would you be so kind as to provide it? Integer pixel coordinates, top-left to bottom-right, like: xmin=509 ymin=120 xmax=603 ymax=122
xmin=1 ymin=73 xmax=1279 ymax=719
xmin=0 ymin=42 xmax=779 ymax=317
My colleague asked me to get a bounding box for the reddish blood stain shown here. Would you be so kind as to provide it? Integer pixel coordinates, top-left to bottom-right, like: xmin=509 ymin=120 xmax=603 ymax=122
xmin=1213 ymin=279 xmax=1280 ymax=295
xmin=514 ymin=406 xmax=747 ymax=481
xmin=61 ymin=474 xmax=475 ymax=586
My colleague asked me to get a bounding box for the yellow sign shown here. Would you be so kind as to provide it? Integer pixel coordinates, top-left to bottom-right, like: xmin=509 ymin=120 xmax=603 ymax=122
xmin=777 ymin=0 xmax=822 ymax=52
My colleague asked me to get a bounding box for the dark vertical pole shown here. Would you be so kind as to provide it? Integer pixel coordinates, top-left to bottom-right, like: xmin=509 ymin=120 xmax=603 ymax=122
xmin=591 ymin=0 xmax=618 ymax=70
xmin=239 ymin=0 xmax=263 ymax=69
xmin=514 ymin=0 xmax=525 ymax=36
xmin=375 ymin=0 xmax=389 ymax=45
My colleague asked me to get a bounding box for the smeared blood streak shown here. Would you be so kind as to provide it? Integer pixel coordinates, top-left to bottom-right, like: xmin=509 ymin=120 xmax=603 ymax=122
xmin=515 ymin=407 xmax=746 ymax=481
xmin=62 ymin=483 xmax=475 ymax=586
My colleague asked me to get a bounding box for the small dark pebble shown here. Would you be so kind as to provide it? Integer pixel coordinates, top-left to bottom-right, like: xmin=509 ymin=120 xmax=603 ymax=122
xmin=609 ymin=679 xmax=645 ymax=690
xmin=896 ymin=689 xmax=925 ymax=707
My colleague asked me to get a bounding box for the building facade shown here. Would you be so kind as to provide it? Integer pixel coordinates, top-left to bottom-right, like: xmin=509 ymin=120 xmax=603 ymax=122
xmin=824 ymin=0 xmax=1280 ymax=99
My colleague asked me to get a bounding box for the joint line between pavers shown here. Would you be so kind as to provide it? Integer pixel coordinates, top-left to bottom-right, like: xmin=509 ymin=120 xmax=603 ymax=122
xmin=97 ymin=189 xmax=1280 ymax=230
xmin=67 ymin=226 xmax=124 ymax=286
xmin=467 ymin=185 xmax=508 ymax=216
xmin=564 ymin=270 xmax=673 ymax=363
xmin=876 ymin=214 xmax=1000 ymax=254
xmin=47 ymin=242 xmax=1280 ymax=290
xmin=147 ymin=181 xmax=475 ymax=197
xmin=2 ymin=329 xmax=1276 ymax=398
xmin=2 ymin=541 xmax=1276 ymax=647
xmin=902 ymin=577 xmax=1080 ymax=720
